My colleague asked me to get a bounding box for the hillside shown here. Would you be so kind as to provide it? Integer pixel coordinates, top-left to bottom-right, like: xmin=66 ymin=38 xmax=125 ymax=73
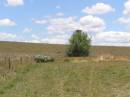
xmin=0 ymin=41 xmax=130 ymax=58
xmin=0 ymin=41 xmax=130 ymax=97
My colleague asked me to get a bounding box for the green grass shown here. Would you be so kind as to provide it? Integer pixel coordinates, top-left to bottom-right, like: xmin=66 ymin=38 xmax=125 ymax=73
xmin=0 ymin=63 xmax=38 ymax=95
xmin=0 ymin=61 xmax=130 ymax=97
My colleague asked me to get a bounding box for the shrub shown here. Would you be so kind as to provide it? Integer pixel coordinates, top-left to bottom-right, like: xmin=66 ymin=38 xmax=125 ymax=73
xmin=34 ymin=55 xmax=54 ymax=63
xmin=67 ymin=30 xmax=91 ymax=57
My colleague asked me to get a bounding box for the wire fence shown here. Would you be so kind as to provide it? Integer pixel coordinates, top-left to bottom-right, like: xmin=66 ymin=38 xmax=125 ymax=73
xmin=0 ymin=54 xmax=36 ymax=71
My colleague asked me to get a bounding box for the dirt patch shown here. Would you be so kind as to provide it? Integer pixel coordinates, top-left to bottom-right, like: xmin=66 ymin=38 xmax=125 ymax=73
xmin=63 ymin=55 xmax=129 ymax=63
xmin=94 ymin=54 xmax=129 ymax=62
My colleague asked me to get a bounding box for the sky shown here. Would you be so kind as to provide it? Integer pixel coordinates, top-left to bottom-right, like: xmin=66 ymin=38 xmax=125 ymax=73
xmin=0 ymin=0 xmax=130 ymax=46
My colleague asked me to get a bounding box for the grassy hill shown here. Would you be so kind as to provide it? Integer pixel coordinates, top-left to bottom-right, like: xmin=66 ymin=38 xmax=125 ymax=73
xmin=0 ymin=41 xmax=130 ymax=97
xmin=0 ymin=41 xmax=130 ymax=58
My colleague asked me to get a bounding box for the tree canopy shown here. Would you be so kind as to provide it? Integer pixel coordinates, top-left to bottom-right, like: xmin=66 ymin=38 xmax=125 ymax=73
xmin=67 ymin=30 xmax=91 ymax=57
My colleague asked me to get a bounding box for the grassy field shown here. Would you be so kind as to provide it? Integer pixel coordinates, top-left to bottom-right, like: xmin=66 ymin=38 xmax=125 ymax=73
xmin=0 ymin=41 xmax=130 ymax=97
xmin=0 ymin=41 xmax=130 ymax=58
xmin=0 ymin=61 xmax=130 ymax=97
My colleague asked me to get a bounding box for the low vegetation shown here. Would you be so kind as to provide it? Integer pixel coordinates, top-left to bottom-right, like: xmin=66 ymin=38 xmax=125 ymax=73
xmin=0 ymin=60 xmax=130 ymax=97
xmin=34 ymin=55 xmax=54 ymax=63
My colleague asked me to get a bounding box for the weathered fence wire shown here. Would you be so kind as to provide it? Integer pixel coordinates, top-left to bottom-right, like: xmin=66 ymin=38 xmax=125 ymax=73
xmin=0 ymin=54 xmax=36 ymax=71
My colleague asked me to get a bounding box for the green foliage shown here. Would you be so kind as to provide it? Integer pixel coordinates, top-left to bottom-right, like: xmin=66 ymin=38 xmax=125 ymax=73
xmin=67 ymin=30 xmax=91 ymax=57
xmin=34 ymin=55 xmax=54 ymax=63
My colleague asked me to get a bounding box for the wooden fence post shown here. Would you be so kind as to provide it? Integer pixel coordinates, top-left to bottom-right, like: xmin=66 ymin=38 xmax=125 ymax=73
xmin=4 ymin=56 xmax=6 ymax=65
xmin=20 ymin=57 xmax=22 ymax=65
xmin=8 ymin=57 xmax=11 ymax=70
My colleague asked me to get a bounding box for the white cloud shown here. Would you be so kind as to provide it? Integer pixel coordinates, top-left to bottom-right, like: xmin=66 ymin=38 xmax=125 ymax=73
xmin=24 ymin=40 xmax=41 ymax=43
xmin=0 ymin=32 xmax=16 ymax=40
xmin=0 ymin=18 xmax=16 ymax=26
xmin=82 ymin=3 xmax=115 ymax=15
xmin=123 ymin=0 xmax=130 ymax=16
xmin=14 ymin=30 xmax=130 ymax=46
xmin=56 ymin=12 xmax=64 ymax=17
xmin=24 ymin=34 xmax=69 ymax=44
xmin=41 ymin=38 xmax=67 ymax=44
xmin=34 ymin=15 xmax=105 ymax=34
xmin=93 ymin=31 xmax=130 ymax=46
xmin=118 ymin=17 xmax=130 ymax=27
xmin=33 ymin=19 xmax=47 ymax=24
xmin=6 ymin=0 xmax=24 ymax=6
xmin=41 ymin=34 xmax=69 ymax=44
xmin=118 ymin=0 xmax=130 ymax=27
xmin=23 ymin=28 xmax=32 ymax=33
xmin=46 ymin=16 xmax=79 ymax=34
xmin=79 ymin=15 xmax=106 ymax=32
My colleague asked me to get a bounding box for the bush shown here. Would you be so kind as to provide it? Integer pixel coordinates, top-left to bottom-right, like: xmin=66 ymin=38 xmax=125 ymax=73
xmin=34 ymin=55 xmax=54 ymax=63
xmin=67 ymin=30 xmax=91 ymax=57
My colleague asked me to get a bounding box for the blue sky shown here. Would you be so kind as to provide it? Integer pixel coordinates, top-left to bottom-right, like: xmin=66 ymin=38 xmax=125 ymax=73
xmin=0 ymin=0 xmax=130 ymax=46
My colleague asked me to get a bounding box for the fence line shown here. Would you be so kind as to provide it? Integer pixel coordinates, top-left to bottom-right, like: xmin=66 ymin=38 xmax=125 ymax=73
xmin=0 ymin=54 xmax=36 ymax=70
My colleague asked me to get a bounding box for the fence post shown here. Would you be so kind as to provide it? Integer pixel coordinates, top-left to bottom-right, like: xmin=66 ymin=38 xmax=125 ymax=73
xmin=4 ymin=56 xmax=6 ymax=65
xmin=20 ymin=57 xmax=22 ymax=65
xmin=8 ymin=57 xmax=11 ymax=70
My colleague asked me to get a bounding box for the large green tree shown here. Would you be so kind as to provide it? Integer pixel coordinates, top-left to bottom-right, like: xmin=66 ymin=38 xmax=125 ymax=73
xmin=67 ymin=30 xmax=91 ymax=57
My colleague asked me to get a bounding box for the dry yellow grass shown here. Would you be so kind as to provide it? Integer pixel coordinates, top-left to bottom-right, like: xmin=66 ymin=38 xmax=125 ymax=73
xmin=0 ymin=41 xmax=130 ymax=58
xmin=0 ymin=41 xmax=130 ymax=97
